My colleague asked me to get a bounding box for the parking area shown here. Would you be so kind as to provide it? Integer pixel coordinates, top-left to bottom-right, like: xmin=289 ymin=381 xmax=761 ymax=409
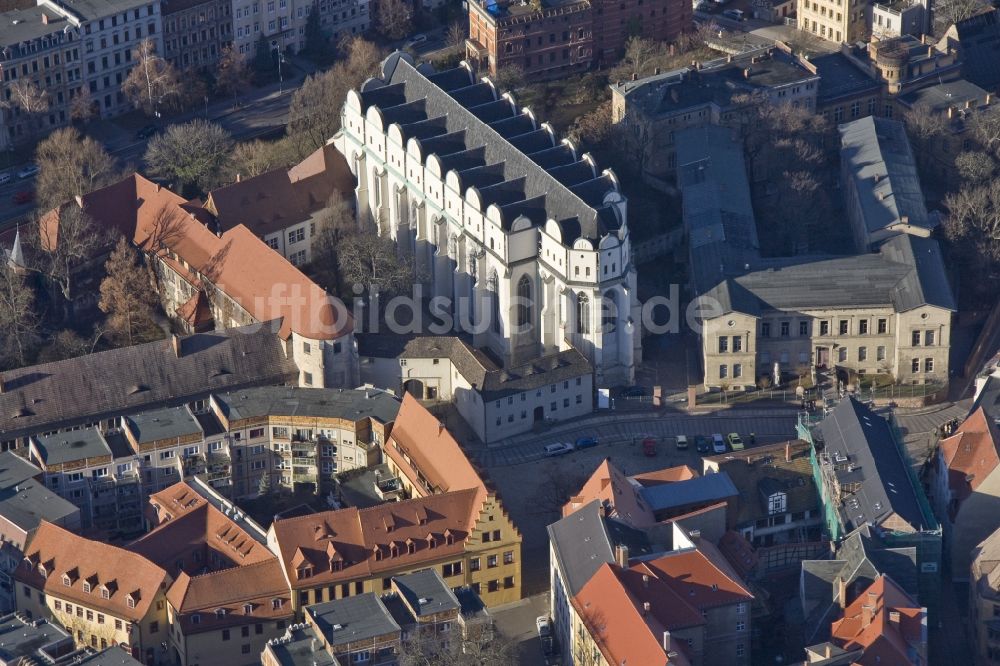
xmin=490 ymin=594 xmax=554 ymax=666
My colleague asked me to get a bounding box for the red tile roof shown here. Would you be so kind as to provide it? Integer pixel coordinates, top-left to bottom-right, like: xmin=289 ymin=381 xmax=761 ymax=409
xmin=939 ymin=407 xmax=1000 ymax=506
xmin=632 ymin=466 xmax=699 ymax=486
xmin=385 ymin=394 xmax=488 ymax=515
xmin=16 ymin=522 xmax=169 ymax=622
xmin=640 ymin=549 xmax=754 ymax=610
xmin=205 ymin=144 xmax=355 ymax=237
xmin=829 ymin=575 xmax=925 ymax=665
xmin=130 ymin=482 xmax=274 ymax=572
xmin=270 ymin=489 xmax=480 ymax=589
xmin=573 ymin=563 xmax=693 ymax=666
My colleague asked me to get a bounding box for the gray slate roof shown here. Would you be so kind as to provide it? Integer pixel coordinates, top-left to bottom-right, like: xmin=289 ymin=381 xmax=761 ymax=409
xmin=814 ymin=398 xmax=936 ymax=533
xmin=308 ymin=592 xmax=402 ymax=646
xmin=74 ymin=646 xmax=145 ymax=666
xmin=33 ymin=428 xmax=112 ymax=466
xmin=359 ymin=54 xmax=622 ymax=243
xmin=897 ymin=79 xmax=991 ymax=113
xmin=839 ymin=116 xmax=933 ymax=240
xmin=215 ymin=386 xmax=401 ymax=425
xmin=393 ymin=569 xmax=461 ymax=618
xmin=0 ymin=321 xmax=300 ymax=441
xmin=358 ymin=334 xmax=592 ymax=401
xmin=811 ymin=52 xmax=881 ymax=104
xmin=547 ymin=501 xmax=616 ymax=598
xmin=638 ymin=471 xmax=739 ymax=513
xmin=942 ymin=9 xmax=1000 ymax=92
xmin=0 ymin=615 xmax=72 ymax=663
xmin=126 ymin=405 xmax=203 ymax=445
xmin=263 ymin=626 xmax=338 ymax=666
xmin=0 ymin=476 xmax=79 ymax=534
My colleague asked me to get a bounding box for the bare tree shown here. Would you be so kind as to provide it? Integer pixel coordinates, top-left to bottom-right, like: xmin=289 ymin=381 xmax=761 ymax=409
xmin=969 ymin=110 xmax=1000 ymax=158
xmin=307 ymin=191 xmax=356 ymax=292
xmin=398 ymin=622 xmax=519 ymax=666
xmin=338 ymin=228 xmax=413 ymax=297
xmin=215 ymin=45 xmax=252 ymax=106
xmin=36 ymin=328 xmax=101 ymax=363
xmin=956 ymin=151 xmax=997 ymax=184
xmin=144 ymin=119 xmax=234 ymax=194
xmin=69 ymin=88 xmax=97 ymax=125
xmin=35 ymin=127 xmax=118 ymax=211
xmin=492 ymin=64 xmax=525 ymax=92
xmin=902 ymin=104 xmax=949 ymax=177
xmin=122 ymin=38 xmax=182 ymax=116
xmin=99 ymin=236 xmax=160 ymax=346
xmin=934 ymin=0 xmax=989 ymax=35
xmin=375 ymin=0 xmax=413 ymax=40
xmin=28 ymin=205 xmax=105 ymax=310
xmin=1 ymin=79 xmax=50 ymax=138
xmin=0 ymin=261 xmax=39 ymax=368
xmin=231 ymin=140 xmax=277 ymax=179
xmin=446 ymin=21 xmax=466 ymax=48
xmin=944 ymin=180 xmax=1000 ymax=265
xmin=527 ymin=465 xmax=590 ymax=515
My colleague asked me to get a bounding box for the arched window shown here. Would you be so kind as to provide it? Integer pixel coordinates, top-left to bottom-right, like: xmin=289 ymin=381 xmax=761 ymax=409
xmin=603 ymin=290 xmax=619 ymax=333
xmin=516 ymin=276 xmax=532 ymax=328
xmin=576 ymin=293 xmax=590 ymax=335
xmin=490 ymin=272 xmax=501 ymax=334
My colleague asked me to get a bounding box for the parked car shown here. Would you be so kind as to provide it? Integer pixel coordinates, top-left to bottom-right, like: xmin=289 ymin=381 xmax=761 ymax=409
xmin=727 ymin=432 xmax=745 ymax=451
xmin=136 ymin=124 xmax=159 ymax=139
xmin=0 ymin=172 xmax=11 ymax=185
xmin=642 ymin=437 xmax=657 ymax=457
xmin=723 ymin=8 xmax=744 ymax=19
xmin=16 ymin=164 xmax=39 ymax=179
xmin=712 ymin=433 xmax=727 ymax=454
xmin=695 ymin=435 xmax=711 ymax=453
xmin=543 ymin=443 xmax=574 ymax=457
xmin=620 ymin=385 xmax=647 ymax=397
xmin=536 ymin=616 xmax=552 ymax=637
xmin=575 ymin=437 xmax=599 ymax=450
xmin=676 ymin=435 xmax=689 ymax=450
xmin=407 ymin=33 xmax=428 ymax=48
xmin=12 ymin=189 xmax=34 ymax=204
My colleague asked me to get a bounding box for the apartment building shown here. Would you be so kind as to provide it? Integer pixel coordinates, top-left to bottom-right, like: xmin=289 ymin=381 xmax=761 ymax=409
xmin=795 ymin=0 xmax=864 ymax=44
xmin=0 ymin=6 xmax=81 ymax=150
xmin=337 ymin=53 xmax=641 ymax=388
xmin=868 ymin=0 xmax=928 ymax=40
xmin=0 ymin=321 xmax=300 ymax=449
xmin=970 ymin=525 xmax=1000 ymax=665
xmin=161 ymin=0 xmax=233 ymax=71
xmin=131 ymin=481 xmax=295 ymax=666
xmin=359 ymin=334 xmax=594 ymax=443
xmin=677 ymin=125 xmax=955 ymax=390
xmin=41 ymin=173 xmax=358 ymax=388
xmin=932 ymin=407 xmax=1000 ymax=583
xmin=839 ymin=116 xmax=935 ymax=251
xmin=609 ymin=47 xmax=819 ymax=186
xmin=466 ymin=0 xmax=690 ymax=80
xmin=0 ymin=614 xmax=144 ymax=665
xmin=14 ymin=522 xmax=172 ymax=664
xmin=202 ymin=143 xmax=356 ymax=266
xmin=207 ymin=385 xmax=399 ymax=498
xmin=0 ymin=452 xmax=80 ymax=613
xmin=803 ymin=398 xmax=942 ymax=617
xmin=29 ymin=429 xmax=144 ymax=536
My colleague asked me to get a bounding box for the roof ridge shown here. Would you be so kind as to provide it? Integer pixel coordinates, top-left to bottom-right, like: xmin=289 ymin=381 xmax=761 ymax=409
xmin=185 ymin=557 xmax=280 ymax=581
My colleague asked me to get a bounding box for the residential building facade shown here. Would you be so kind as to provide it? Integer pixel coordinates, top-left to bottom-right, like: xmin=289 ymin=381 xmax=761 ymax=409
xmin=466 ymin=0 xmax=690 ymax=80
xmin=14 ymin=522 xmax=172 ymax=664
xmin=970 ymin=525 xmax=1000 ymax=666
xmin=795 ymin=0 xmax=864 ymax=44
xmin=337 ymin=53 xmax=641 ymax=388
xmin=161 ymin=0 xmax=233 ymax=71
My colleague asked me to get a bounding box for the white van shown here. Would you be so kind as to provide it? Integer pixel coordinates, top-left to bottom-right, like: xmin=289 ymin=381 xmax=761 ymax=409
xmin=676 ymin=435 xmax=689 ymax=450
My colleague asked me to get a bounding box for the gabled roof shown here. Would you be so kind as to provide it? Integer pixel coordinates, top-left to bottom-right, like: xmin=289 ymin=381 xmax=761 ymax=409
xmin=214 ymin=386 xmax=401 ymax=425
xmin=829 ymin=575 xmax=925 ymax=664
xmin=638 ymin=472 xmax=738 ymax=514
xmin=573 ymin=563 xmax=692 ymax=666
xmin=938 ymin=8 xmax=1000 ymax=91
xmin=384 ymin=394 xmax=487 ymax=509
xmin=563 ymin=458 xmax=657 ymax=526
xmin=16 ymin=522 xmax=168 ymax=621
xmin=641 ymin=549 xmax=753 ymax=610
xmin=547 ymin=501 xmax=617 ymax=598
xmin=307 ymin=592 xmax=402 ymax=646
xmin=270 ymin=489 xmax=480 ymax=589
xmin=939 ymin=407 xmax=1000 ymax=507
xmin=0 ymin=322 xmax=299 ymax=441
xmin=205 ymin=144 xmax=355 ymax=237
xmin=815 ymin=398 xmax=935 ymax=532
xmin=352 ymin=54 xmax=623 ymax=243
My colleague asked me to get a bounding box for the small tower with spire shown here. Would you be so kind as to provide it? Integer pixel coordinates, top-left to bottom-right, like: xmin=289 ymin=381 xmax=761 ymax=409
xmin=6 ymin=228 xmax=27 ymax=275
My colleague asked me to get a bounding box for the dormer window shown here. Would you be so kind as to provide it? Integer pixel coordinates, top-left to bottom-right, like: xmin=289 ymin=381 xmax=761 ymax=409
xmin=243 ymin=603 xmax=253 ymax=614
xmin=191 ymin=614 xmax=201 ymax=625
xmin=297 ymin=566 xmax=313 ymax=579
xmin=126 ymin=595 xmax=136 ymax=609
xmin=37 ymin=565 xmax=47 ymax=579
xmin=216 ymin=608 xmax=226 ymax=618
xmin=271 ymin=598 xmax=282 ymax=610
xmin=62 ymin=575 xmax=71 ymax=587
xmin=331 ymin=560 xmax=342 ymax=572
xmin=407 ymin=541 xmax=416 ymax=555
xmin=101 ymin=587 xmax=110 ymax=600
xmin=389 ymin=543 xmax=399 ymax=558
xmin=374 ymin=546 xmax=383 ymax=562
xmin=83 ymin=582 xmax=92 ymax=593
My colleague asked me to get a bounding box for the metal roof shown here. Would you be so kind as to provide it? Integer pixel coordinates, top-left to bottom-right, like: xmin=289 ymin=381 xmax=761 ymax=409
xmin=33 ymin=428 xmax=112 ymax=466
xmin=638 ymin=471 xmax=739 ymax=512
xmin=392 ymin=569 xmax=462 ymax=618
xmin=126 ymin=405 xmax=202 ymax=444
xmin=215 ymin=386 xmax=401 ymax=425
xmin=308 ymin=592 xmax=402 ymax=646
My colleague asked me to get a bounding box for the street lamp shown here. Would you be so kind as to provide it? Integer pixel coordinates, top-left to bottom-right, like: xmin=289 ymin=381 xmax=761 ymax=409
xmin=278 ymin=52 xmax=286 ymax=93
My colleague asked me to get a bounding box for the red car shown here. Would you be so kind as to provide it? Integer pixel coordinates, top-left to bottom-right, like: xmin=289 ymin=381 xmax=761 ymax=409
xmin=12 ymin=189 xmax=34 ymax=205
xmin=642 ymin=437 xmax=657 ymax=457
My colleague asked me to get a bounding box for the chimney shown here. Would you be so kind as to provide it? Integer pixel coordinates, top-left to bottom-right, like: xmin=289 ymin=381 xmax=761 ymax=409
xmin=948 ymin=106 xmax=955 ymax=119
xmin=785 ymin=442 xmax=792 ymax=463
xmin=156 ymin=184 xmax=161 ymax=192
xmin=836 ymin=576 xmax=847 ymax=609
xmin=727 ymin=54 xmax=733 ymax=63
xmin=825 ymin=645 xmax=833 ymax=658
xmin=900 ymin=215 xmax=909 ymax=224
xmin=631 ymin=73 xmax=638 ymax=81
xmin=927 ymin=46 xmax=933 ymax=57
xmin=889 ymin=610 xmax=900 ymax=628
xmin=662 ymin=630 xmax=671 ymax=652
xmin=874 ymin=173 xmax=881 ymax=183
xmin=861 ymin=604 xmax=875 ymax=627
xmin=170 ymin=334 xmax=181 ymax=358
xmin=615 ymin=544 xmax=629 ymax=567
xmin=236 ymin=173 xmax=242 ymax=183
xmin=643 ymin=601 xmax=651 ymax=615
xmin=439 ymin=421 xmax=445 ymax=434
xmin=920 ymin=33 xmax=927 ymax=44
xmin=966 ymin=99 xmax=974 ymax=109
xmin=987 ymin=93 xmax=992 ymax=105
xmin=41 ymin=12 xmax=48 ymax=23
xmin=654 ymin=67 xmax=660 ymax=75
xmin=743 ymin=67 xmax=752 ymax=79
xmin=642 ymin=574 xmax=650 ymax=588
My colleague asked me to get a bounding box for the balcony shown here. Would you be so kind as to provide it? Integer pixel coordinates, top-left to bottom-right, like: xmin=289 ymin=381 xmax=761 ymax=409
xmin=292 ymin=466 xmax=317 ymax=481
xmin=183 ymin=454 xmax=206 ymax=477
